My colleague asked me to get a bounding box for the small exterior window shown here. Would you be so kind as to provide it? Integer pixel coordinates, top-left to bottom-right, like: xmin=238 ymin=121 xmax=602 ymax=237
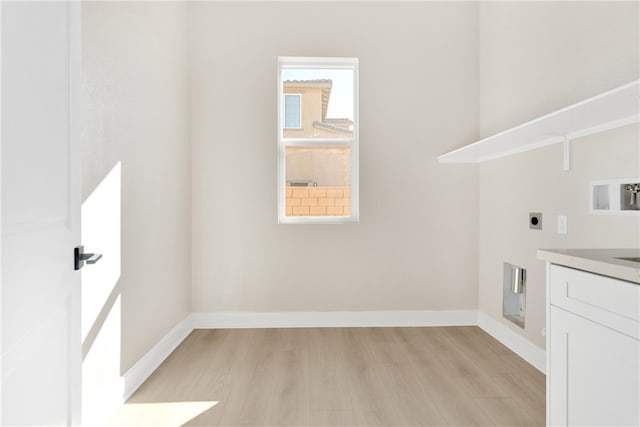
xmin=278 ymin=56 xmax=359 ymax=224
xmin=284 ymin=94 xmax=302 ymax=129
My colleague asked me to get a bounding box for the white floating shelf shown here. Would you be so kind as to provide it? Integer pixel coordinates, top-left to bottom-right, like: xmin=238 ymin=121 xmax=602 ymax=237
xmin=438 ymin=80 xmax=640 ymax=166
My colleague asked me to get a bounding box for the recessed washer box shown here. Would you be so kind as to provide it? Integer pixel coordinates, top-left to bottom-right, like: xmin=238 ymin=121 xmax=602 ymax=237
xmin=590 ymin=178 xmax=640 ymax=215
xmin=503 ymin=262 xmax=526 ymax=329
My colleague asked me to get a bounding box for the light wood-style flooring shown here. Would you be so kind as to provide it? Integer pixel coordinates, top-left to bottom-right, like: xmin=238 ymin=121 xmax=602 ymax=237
xmin=109 ymin=327 xmax=545 ymax=426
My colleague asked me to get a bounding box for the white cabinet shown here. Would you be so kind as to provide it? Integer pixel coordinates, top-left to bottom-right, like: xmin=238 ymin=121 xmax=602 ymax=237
xmin=547 ymin=264 xmax=640 ymax=426
xmin=549 ymin=307 xmax=639 ymax=425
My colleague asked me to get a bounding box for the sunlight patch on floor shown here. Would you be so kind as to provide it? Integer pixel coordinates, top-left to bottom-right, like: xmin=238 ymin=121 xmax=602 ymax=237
xmin=107 ymin=401 xmax=218 ymax=427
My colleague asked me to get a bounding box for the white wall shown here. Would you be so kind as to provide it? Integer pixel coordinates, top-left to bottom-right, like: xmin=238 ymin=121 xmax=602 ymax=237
xmin=190 ymin=2 xmax=480 ymax=313
xmin=77 ymin=1 xmax=639 ymax=382
xmin=81 ymin=2 xmax=191 ymax=373
xmin=478 ymin=1 xmax=640 ymax=349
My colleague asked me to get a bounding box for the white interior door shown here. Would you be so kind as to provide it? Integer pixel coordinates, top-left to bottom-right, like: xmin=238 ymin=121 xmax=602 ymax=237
xmin=1 ymin=2 xmax=82 ymax=425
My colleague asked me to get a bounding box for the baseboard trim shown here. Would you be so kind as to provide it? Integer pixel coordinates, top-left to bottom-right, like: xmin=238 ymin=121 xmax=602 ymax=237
xmin=190 ymin=310 xmax=479 ymax=329
xmin=122 ymin=315 xmax=194 ymax=401
xmin=477 ymin=311 xmax=546 ymax=374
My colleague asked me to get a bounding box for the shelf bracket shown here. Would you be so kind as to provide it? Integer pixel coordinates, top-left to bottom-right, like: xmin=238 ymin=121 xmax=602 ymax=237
xmin=563 ymin=136 xmax=570 ymax=171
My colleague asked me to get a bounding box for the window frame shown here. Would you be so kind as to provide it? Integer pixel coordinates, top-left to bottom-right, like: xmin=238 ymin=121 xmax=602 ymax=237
xmin=283 ymin=93 xmax=302 ymax=129
xmin=277 ymin=56 xmax=359 ymax=225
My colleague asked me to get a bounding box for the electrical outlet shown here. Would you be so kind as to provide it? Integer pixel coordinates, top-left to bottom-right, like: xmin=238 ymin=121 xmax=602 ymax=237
xmin=557 ymin=215 xmax=567 ymax=234
xmin=529 ymin=212 xmax=542 ymax=230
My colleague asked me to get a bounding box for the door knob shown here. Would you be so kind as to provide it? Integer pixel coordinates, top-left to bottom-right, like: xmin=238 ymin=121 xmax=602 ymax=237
xmin=74 ymin=245 xmax=102 ymax=271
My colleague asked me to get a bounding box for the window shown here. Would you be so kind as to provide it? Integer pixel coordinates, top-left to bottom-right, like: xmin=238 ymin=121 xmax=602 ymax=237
xmin=278 ymin=57 xmax=359 ymax=224
xmin=284 ymin=94 xmax=302 ymax=128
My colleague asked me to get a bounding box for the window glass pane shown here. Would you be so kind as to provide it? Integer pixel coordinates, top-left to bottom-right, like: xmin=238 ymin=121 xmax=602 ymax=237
xmin=284 ymin=94 xmax=301 ymax=128
xmin=285 ymin=146 xmax=351 ymax=217
xmin=282 ymin=68 xmax=354 ymax=139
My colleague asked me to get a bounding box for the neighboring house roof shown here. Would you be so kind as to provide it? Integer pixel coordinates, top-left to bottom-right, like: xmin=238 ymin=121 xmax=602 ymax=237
xmin=284 ymin=79 xmax=332 ymax=120
xmin=324 ymin=118 xmax=353 ymax=125
xmin=284 ymin=79 xmax=354 ymax=136
xmin=312 ymin=120 xmax=353 ymax=136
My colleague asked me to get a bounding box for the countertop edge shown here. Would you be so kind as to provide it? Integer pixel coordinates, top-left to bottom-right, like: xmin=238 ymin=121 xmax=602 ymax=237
xmin=537 ymin=249 xmax=640 ymax=284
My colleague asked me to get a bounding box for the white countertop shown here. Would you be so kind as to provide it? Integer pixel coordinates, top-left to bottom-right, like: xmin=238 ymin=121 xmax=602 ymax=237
xmin=537 ymin=248 xmax=640 ymax=284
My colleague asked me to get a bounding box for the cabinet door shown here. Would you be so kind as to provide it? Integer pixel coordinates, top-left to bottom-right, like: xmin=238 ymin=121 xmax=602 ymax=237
xmin=549 ymin=306 xmax=639 ymax=426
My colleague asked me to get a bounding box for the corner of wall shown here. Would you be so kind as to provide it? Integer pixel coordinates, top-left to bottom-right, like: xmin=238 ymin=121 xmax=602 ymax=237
xmin=476 ymin=1 xmax=640 ymax=352
xmin=477 ymin=311 xmax=546 ymax=373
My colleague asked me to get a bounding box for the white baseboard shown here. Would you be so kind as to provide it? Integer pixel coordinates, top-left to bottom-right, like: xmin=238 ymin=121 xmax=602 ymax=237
xmin=190 ymin=310 xmax=479 ymax=329
xmin=122 ymin=315 xmax=194 ymax=400
xmin=477 ymin=311 xmax=546 ymax=374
